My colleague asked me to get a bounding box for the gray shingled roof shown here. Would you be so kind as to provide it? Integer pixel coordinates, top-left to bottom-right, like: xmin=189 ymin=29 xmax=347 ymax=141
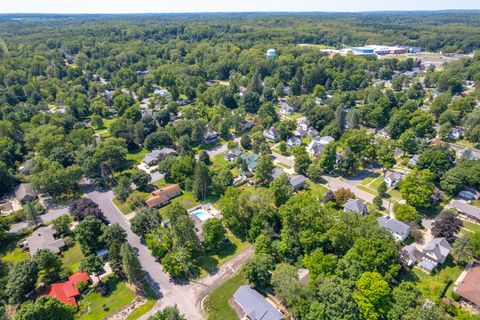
xmin=423 ymin=237 xmax=451 ymax=261
xmin=26 ymin=226 xmax=65 ymax=256
xmin=377 ymin=216 xmax=410 ymax=238
xmin=343 ymin=198 xmax=367 ymax=214
xmin=234 ymin=285 xmax=283 ymax=320
xmin=449 ymin=200 xmax=480 ymax=221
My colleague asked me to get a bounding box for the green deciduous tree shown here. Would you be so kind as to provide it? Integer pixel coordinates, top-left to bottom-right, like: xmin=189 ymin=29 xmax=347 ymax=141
xmin=6 ymin=259 xmax=39 ymax=304
xmin=400 ymin=169 xmax=435 ymax=208
xmin=270 ymin=173 xmax=292 ymax=207
xmin=15 ymin=296 xmax=75 ymax=320
xmin=255 ymin=154 xmax=274 ymax=183
xmin=75 ymin=216 xmax=106 ymax=256
xmin=353 ymin=272 xmax=391 ymax=320
xmin=202 ymin=219 xmax=226 ymax=251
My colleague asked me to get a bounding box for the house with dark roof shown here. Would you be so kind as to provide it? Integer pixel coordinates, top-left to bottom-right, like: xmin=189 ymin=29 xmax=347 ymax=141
xmin=44 ymin=272 xmax=90 ymax=307
xmin=423 ymin=237 xmax=451 ymax=264
xmin=25 ymin=226 xmax=66 ymax=256
xmin=454 ymin=263 xmax=480 ymax=308
xmin=400 ymin=244 xmax=423 ymax=267
xmin=144 ymin=148 xmax=178 ymax=167
xmin=145 ymin=184 xmax=182 ymax=208
xmin=408 ymin=154 xmax=419 ymax=166
xmin=264 ymin=127 xmax=279 ymax=142
xmin=233 ymin=285 xmax=284 ymax=320
xmin=15 ymin=183 xmax=37 ymax=204
xmin=343 ymin=198 xmax=368 ymax=215
xmin=271 ymin=169 xmax=307 ymax=191
xmin=384 ymin=170 xmax=406 ymax=189
xmin=377 ymin=216 xmax=410 ymax=241
xmin=306 ymin=141 xmax=324 ymax=157
xmin=203 ymin=131 xmax=220 ymax=145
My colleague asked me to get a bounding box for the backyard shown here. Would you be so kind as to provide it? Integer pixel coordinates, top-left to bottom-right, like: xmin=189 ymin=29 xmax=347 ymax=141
xmin=400 ymin=259 xmax=463 ymax=303
xmin=204 ymin=270 xmax=247 ymax=320
xmin=62 ymin=243 xmax=84 ymax=274
xmin=195 ymin=231 xmax=250 ymax=279
xmin=1 ymin=233 xmax=29 ymax=264
xmin=78 ymin=276 xmax=135 ymax=320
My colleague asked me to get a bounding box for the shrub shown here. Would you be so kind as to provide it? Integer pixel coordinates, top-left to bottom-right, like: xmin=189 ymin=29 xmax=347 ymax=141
xmin=76 ymin=280 xmax=89 ymax=293
xmin=96 ymin=281 xmax=109 ymax=296
xmin=334 ymin=188 xmax=355 ymax=205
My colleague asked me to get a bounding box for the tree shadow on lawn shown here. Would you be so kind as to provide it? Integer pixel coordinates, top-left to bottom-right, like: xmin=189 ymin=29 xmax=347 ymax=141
xmin=195 ymin=242 xmax=238 ymax=276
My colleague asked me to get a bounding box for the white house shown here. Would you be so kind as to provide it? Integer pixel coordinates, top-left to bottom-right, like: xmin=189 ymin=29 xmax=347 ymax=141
xmin=280 ymin=102 xmax=294 ymax=115
xmin=377 ymin=216 xmax=410 ymax=241
xmin=384 ymin=170 xmax=406 ymax=188
xmin=286 ymin=136 xmax=302 ymax=148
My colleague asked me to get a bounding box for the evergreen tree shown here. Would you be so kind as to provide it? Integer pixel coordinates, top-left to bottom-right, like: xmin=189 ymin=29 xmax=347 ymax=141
xmin=121 ymin=243 xmax=143 ymax=284
xmin=25 ymin=202 xmax=41 ymax=226
xmin=193 ymin=162 xmax=211 ymax=200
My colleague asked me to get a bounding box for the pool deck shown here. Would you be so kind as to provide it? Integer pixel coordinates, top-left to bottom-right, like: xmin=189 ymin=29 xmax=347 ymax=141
xmin=187 ymin=204 xmax=223 ymax=239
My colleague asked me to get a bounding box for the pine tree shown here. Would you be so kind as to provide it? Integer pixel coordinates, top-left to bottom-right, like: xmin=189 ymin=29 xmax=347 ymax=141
xmin=25 ymin=202 xmax=41 ymax=226
xmin=348 ymin=109 xmax=360 ymax=129
xmin=193 ymin=162 xmax=211 ymax=200
xmin=335 ymin=105 xmax=346 ymax=131
xmin=120 ymin=243 xmax=143 ymax=284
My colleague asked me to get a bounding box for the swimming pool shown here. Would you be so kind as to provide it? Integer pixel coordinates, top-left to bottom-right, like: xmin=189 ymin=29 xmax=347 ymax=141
xmin=194 ymin=211 xmax=211 ymax=221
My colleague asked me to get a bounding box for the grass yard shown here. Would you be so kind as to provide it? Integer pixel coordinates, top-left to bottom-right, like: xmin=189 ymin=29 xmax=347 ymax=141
xmin=400 ymin=259 xmax=463 ymax=303
xmin=1 ymin=234 xmax=29 ymax=264
xmin=195 ymin=231 xmax=250 ymax=279
xmin=305 ymin=180 xmax=329 ymax=199
xmin=125 ymin=281 xmax=157 ymax=320
xmin=126 ymin=148 xmax=148 ymax=165
xmin=78 ymin=276 xmax=135 ymax=320
xmin=462 ymin=221 xmax=480 ymax=233
xmin=205 ymin=270 xmax=248 ymax=320
xmin=357 ymin=185 xmax=378 ymax=197
xmin=2 ymin=247 xmax=29 ymax=264
xmin=369 ymin=175 xmax=385 ymax=190
xmin=94 ymin=118 xmax=115 ymax=133
xmin=359 ymin=172 xmax=381 ymax=187
xmin=276 ymin=162 xmax=292 ymax=169
xmin=211 ymin=153 xmax=232 ymax=172
xmin=112 ymin=197 xmax=133 ymax=215
xmin=62 ymin=243 xmax=84 ymax=274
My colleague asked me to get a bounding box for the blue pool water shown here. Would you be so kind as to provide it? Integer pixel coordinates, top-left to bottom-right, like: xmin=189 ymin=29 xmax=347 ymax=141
xmin=194 ymin=211 xmax=211 ymax=221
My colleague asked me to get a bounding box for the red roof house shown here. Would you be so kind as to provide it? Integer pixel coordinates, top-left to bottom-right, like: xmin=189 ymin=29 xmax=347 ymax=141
xmin=44 ymin=272 xmax=90 ymax=307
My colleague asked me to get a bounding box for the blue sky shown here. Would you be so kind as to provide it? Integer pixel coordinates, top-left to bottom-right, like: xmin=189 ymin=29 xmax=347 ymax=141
xmin=1 ymin=0 xmax=479 ymax=14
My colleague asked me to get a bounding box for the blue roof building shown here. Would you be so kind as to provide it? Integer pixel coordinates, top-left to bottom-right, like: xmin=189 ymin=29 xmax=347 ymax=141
xmin=233 ymin=285 xmax=284 ymax=320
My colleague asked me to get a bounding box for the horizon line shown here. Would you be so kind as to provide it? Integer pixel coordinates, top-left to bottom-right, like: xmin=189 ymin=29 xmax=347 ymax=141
xmin=1 ymin=9 xmax=480 ymax=15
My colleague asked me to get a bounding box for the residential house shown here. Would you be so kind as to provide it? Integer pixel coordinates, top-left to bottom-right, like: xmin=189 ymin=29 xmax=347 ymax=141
xmin=377 ymin=216 xmax=410 ymax=241
xmin=394 ymin=147 xmax=405 ymax=158
xmin=141 ymin=109 xmax=153 ymax=118
xmin=107 ymin=108 xmax=118 ymax=117
xmin=400 ymin=244 xmax=423 ymax=267
xmin=176 ymin=98 xmax=190 ymax=106
xmin=15 ymin=183 xmax=37 ymax=204
xmin=25 ymin=226 xmax=66 ymax=256
xmin=240 ymin=153 xmax=259 ymax=172
xmin=306 ymin=141 xmax=324 ymax=157
xmin=343 ymin=198 xmax=368 ymax=215
xmin=154 ymin=89 xmax=170 ymax=97
xmin=224 ymin=147 xmax=243 ymax=162
xmin=44 ymin=272 xmax=90 ymax=307
xmin=418 ymin=237 xmax=452 ymax=273
xmin=286 ymin=136 xmax=301 ymax=148
xmin=449 ymin=127 xmax=463 ymax=140
xmin=408 ymin=154 xmax=419 ymax=166
xmin=145 ymin=184 xmax=182 ymax=208
xmin=241 ymin=120 xmax=254 ymax=131
xmin=318 ymin=136 xmax=335 ymax=145
xmin=233 ymin=285 xmax=284 ymax=320
xmin=289 ymin=175 xmax=307 ymax=191
xmin=18 ymin=159 xmax=33 ymax=174
xmin=456 ymin=148 xmax=480 ymax=161
xmin=454 ymin=263 xmax=480 ymax=308
xmin=294 ymin=121 xmax=309 ymax=137
xmin=384 ymin=170 xmax=406 ymax=189
xmin=264 ymin=127 xmax=279 ymax=142
xmin=144 ymin=148 xmax=178 ymax=167
xmin=280 ymin=102 xmax=294 ymax=115
xmin=297 ymin=268 xmax=310 ymax=284
xmin=448 ymin=200 xmax=480 ymax=224
xmin=203 ymin=131 xmax=220 ymax=145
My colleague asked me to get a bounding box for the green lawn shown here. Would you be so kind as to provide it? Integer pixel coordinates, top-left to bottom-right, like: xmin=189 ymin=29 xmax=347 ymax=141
xmin=78 ymin=277 xmax=135 ymax=320
xmin=2 ymin=247 xmax=29 ymax=264
xmin=369 ymin=175 xmax=385 ymax=190
xmin=112 ymin=197 xmax=133 ymax=215
xmin=62 ymin=243 xmax=84 ymax=274
xmin=305 ymin=180 xmax=329 ymax=199
xmin=359 ymin=172 xmax=381 ymax=187
xmin=462 ymin=221 xmax=480 ymax=233
xmin=1 ymin=234 xmax=29 ymax=264
xmin=195 ymin=231 xmax=250 ymax=279
xmin=126 ymin=148 xmax=148 ymax=165
xmin=94 ymin=118 xmax=115 ymax=133
xmin=211 ymin=153 xmax=231 ymax=172
xmin=126 ymin=281 xmax=157 ymax=320
xmin=357 ymin=185 xmax=378 ymax=197
xmin=205 ymin=270 xmax=248 ymax=320
xmin=400 ymin=259 xmax=463 ymax=303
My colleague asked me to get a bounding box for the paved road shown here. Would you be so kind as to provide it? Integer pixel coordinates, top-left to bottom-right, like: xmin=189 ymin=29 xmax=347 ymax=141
xmin=322 ymin=175 xmax=394 ymax=213
xmin=8 ymin=207 xmax=69 ymax=233
xmin=271 ymin=151 xmax=295 ymax=168
xmin=85 ymin=187 xmax=253 ymax=319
